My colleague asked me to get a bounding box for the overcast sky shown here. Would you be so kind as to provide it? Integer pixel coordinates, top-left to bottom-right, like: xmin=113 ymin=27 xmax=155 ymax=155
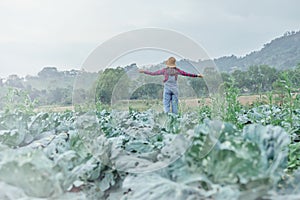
xmin=0 ymin=0 xmax=299 ymax=78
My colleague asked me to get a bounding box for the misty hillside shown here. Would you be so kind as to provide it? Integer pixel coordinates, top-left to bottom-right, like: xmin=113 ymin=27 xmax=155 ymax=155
xmin=147 ymin=31 xmax=300 ymax=74
xmin=210 ymin=31 xmax=300 ymax=72
xmin=126 ymin=30 xmax=299 ymax=73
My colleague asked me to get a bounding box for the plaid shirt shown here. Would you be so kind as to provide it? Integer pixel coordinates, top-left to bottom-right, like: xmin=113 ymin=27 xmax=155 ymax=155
xmin=143 ymin=67 xmax=198 ymax=82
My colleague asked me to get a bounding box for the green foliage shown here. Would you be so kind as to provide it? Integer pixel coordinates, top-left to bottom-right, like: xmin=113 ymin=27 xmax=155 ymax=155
xmin=189 ymin=77 xmax=208 ymax=97
xmin=288 ymin=142 xmax=300 ymax=171
xmin=197 ymin=104 xmax=211 ymax=123
xmin=231 ymin=65 xmax=278 ymax=94
xmin=2 ymin=76 xmax=300 ymax=199
xmin=130 ymin=83 xmax=163 ymax=99
xmin=95 ymin=67 xmax=126 ymax=104
xmin=3 ymin=88 xmax=35 ymax=113
xmin=187 ymin=120 xmax=289 ymax=197
xmin=272 ymin=71 xmax=295 ymax=127
xmin=199 ymin=73 xmax=300 ymax=172
xmin=0 ymin=68 xmax=98 ymax=107
xmin=223 ymin=79 xmax=242 ymax=126
xmin=0 ymin=106 xmax=298 ymax=199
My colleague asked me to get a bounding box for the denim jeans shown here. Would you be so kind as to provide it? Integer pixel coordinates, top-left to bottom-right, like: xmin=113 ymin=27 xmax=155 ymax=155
xmin=163 ymin=87 xmax=178 ymax=114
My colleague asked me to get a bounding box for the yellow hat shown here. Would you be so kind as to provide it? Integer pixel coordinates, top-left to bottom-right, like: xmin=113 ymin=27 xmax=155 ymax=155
xmin=165 ymin=57 xmax=176 ymax=68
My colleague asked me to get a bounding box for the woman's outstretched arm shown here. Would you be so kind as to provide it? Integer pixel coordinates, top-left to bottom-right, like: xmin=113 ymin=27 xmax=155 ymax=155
xmin=139 ymin=68 xmax=165 ymax=76
xmin=177 ymin=68 xmax=203 ymax=78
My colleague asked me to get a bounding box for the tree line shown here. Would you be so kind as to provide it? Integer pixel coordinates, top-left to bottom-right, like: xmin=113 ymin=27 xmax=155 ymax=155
xmin=95 ymin=64 xmax=300 ymax=104
xmin=1 ymin=64 xmax=300 ymax=107
xmin=0 ymin=67 xmax=98 ymax=107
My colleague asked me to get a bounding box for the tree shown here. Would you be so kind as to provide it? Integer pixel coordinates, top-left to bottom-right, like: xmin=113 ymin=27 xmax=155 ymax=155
xmin=130 ymin=83 xmax=163 ymax=100
xmin=231 ymin=69 xmax=248 ymax=93
xmin=257 ymin=65 xmax=278 ymax=91
xmin=242 ymin=65 xmax=278 ymax=94
xmin=95 ymin=67 xmax=126 ymax=104
xmin=189 ymin=78 xmax=208 ymax=97
xmin=6 ymin=75 xmax=24 ymax=88
xmin=38 ymin=67 xmax=60 ymax=78
xmin=286 ymin=64 xmax=300 ymax=88
xmin=48 ymin=87 xmax=72 ymax=105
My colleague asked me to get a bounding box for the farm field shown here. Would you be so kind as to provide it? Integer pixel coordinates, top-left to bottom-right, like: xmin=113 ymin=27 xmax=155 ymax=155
xmin=1 ymin=1 xmax=300 ymax=199
xmin=1 ymin=89 xmax=300 ymax=200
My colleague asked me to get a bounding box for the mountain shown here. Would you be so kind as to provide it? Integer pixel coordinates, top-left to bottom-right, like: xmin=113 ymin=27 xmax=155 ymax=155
xmin=198 ymin=30 xmax=300 ymax=72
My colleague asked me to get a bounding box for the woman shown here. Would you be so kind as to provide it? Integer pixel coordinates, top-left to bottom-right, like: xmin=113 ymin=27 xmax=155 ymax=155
xmin=139 ymin=57 xmax=203 ymax=114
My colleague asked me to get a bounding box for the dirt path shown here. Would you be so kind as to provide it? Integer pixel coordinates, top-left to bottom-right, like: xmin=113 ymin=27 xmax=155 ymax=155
xmin=181 ymin=94 xmax=266 ymax=107
xmin=35 ymin=105 xmax=74 ymax=112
